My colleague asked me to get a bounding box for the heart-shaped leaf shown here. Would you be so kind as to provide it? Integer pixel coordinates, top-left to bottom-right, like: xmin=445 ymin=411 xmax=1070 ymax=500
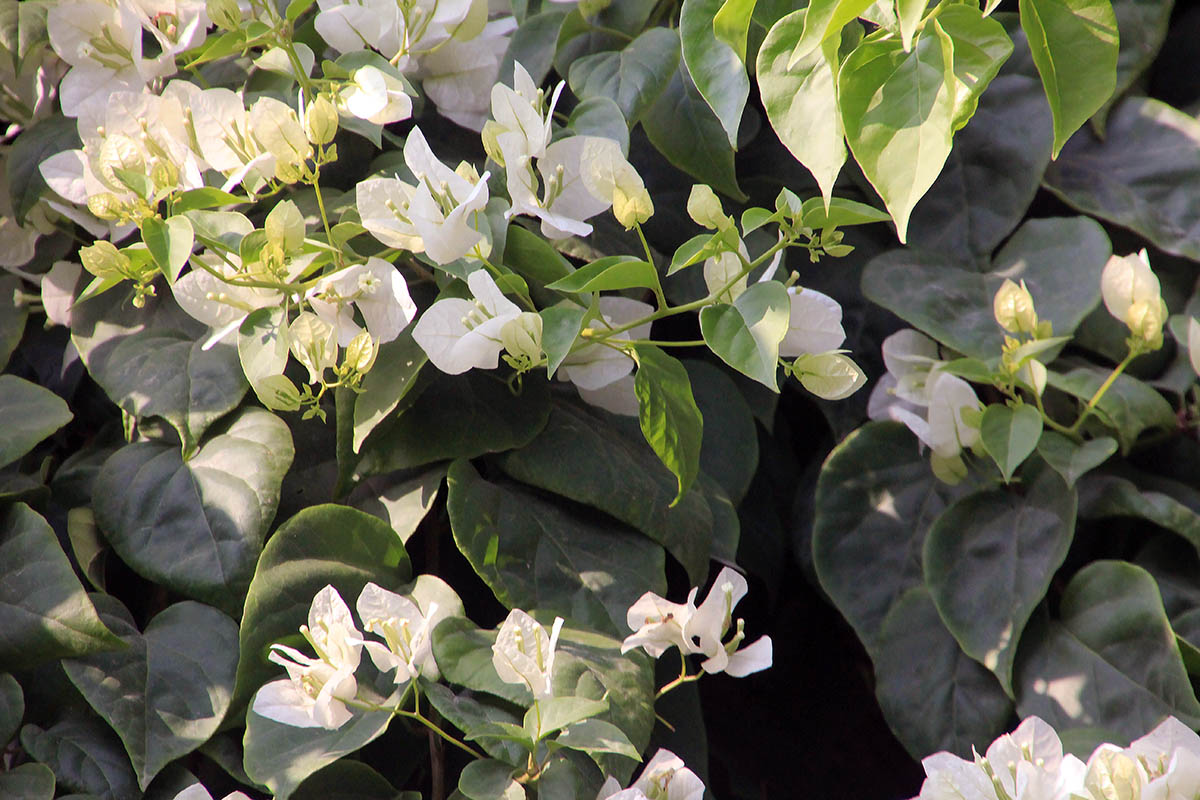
xmin=0 ymin=375 xmax=71 ymax=469
xmin=980 ymin=403 xmax=1044 ymax=481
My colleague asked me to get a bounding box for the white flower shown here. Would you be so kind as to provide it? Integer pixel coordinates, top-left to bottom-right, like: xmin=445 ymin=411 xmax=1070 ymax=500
xmin=186 ymin=87 xmax=275 ymax=190
xmin=308 ymin=257 xmax=418 ymax=346
xmin=503 ymin=135 xmax=626 ymax=239
xmin=1101 ymin=249 xmax=1168 ymax=347
xmin=492 ymin=609 xmax=563 ymax=701
xmin=914 ymin=752 xmax=995 ymax=800
xmin=779 ymin=287 xmax=846 ymax=357
xmin=340 ymin=66 xmax=413 ymax=125
xmin=354 ymin=581 xmax=447 ymax=684
xmin=626 ymin=749 xmax=705 ymax=800
xmin=485 ymin=61 xmax=561 ymax=163
xmin=411 ymin=269 xmax=530 ymax=373
xmin=418 ymin=18 xmax=514 ymax=131
xmin=171 ymin=785 xmax=253 ymax=800
xmin=621 ymin=567 xmax=772 ymax=678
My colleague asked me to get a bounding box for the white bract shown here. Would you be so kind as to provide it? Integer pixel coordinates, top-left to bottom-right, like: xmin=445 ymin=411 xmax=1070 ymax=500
xmin=340 ymin=66 xmax=413 ymax=125
xmin=251 ymin=585 xmax=363 ymax=730
xmin=597 ymin=749 xmax=706 ymax=800
xmin=354 ymin=581 xmax=447 ymax=683
xmin=558 ymin=297 xmax=652 ymax=416
xmin=484 ymin=61 xmax=562 ymax=164
xmin=1101 ymin=249 xmax=1168 ymax=347
xmin=492 ymin=608 xmax=563 ymax=701
xmin=411 ymin=269 xmax=536 ymax=373
xmin=622 ymin=566 xmax=773 ymax=678
xmin=778 ymin=286 xmax=865 ymax=400
xmin=308 ymin=257 xmax=418 ymax=346
xmin=357 ymin=127 xmax=490 ymax=264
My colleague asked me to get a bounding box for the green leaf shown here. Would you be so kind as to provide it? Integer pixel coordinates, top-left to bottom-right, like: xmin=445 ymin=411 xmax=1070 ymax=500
xmin=556 ymin=718 xmax=641 ymax=761
xmin=568 ymin=27 xmax=680 ymax=125
xmin=292 ymin=760 xmax=402 ymax=800
xmin=838 ymin=32 xmax=956 ymax=242
xmin=62 ymin=598 xmax=238 ymax=789
xmin=499 ymin=403 xmax=722 ymax=584
xmin=642 ymin=58 xmax=746 ymax=201
xmin=356 ymin=372 xmax=550 ymax=475
xmin=0 ymin=276 xmax=28 ymax=372
xmin=172 ymin=187 xmax=246 ymax=213
xmin=546 ymin=257 xmax=657 ymax=293
xmin=0 ymin=503 xmax=124 ymax=670
xmin=681 ymin=0 xmax=749 ymax=149
xmin=897 ymin=0 xmax=927 ymax=50
xmin=788 ymin=0 xmax=875 ymax=66
xmin=862 ymin=216 xmax=1111 ymax=359
xmin=421 ymin=681 xmax=526 ymax=764
xmin=1102 ymin=0 xmax=1171 ymax=128
xmin=500 ymin=8 xmax=571 ymax=87
xmin=1019 ymin=0 xmax=1118 ymax=157
xmin=431 ymin=618 xmax=532 ymax=706
xmin=1015 ymin=561 xmax=1200 ymax=739
xmin=351 ymin=332 xmax=427 ymax=452
xmin=527 ymin=696 xmax=609 ymax=740
xmin=504 ymin=224 xmax=574 ymax=286
xmin=683 ymin=360 xmax=758 ymax=505
xmin=1037 ymin=433 xmax=1117 ymax=487
xmin=713 ymin=0 xmax=757 ymax=62
xmin=1078 ymin=474 xmax=1200 ymax=554
xmin=539 ymin=303 xmax=589 ymax=379
xmin=813 ymin=422 xmax=966 ymax=654
xmin=1047 ymin=368 xmax=1175 ymax=452
xmin=141 ymin=216 xmax=194 ymax=284
xmin=349 ymin=468 xmax=444 ymax=545
xmin=874 ymin=587 xmax=1013 ymax=759
xmin=92 ymin=408 xmax=293 ymax=616
xmin=699 ymin=281 xmax=790 ymax=390
xmin=0 ymin=673 xmax=22 ymax=745
xmin=244 ymin=692 xmax=401 ymax=800
xmin=70 ymin=286 xmax=248 ymax=456
xmin=459 ymin=759 xmax=524 ymax=800
xmin=980 ymin=403 xmax=1044 ymax=481
xmin=0 ymin=762 xmax=55 ymax=799
xmin=19 ymin=716 xmax=136 ymax=799
xmin=0 ymin=375 xmax=71 ymax=469
xmin=8 ymin=116 xmax=79 ymax=223
xmin=798 ymin=197 xmax=891 ymax=229
xmin=446 ymin=461 xmax=666 ymax=635
xmin=567 ymin=96 xmax=630 ymax=154
xmin=666 ymin=233 xmax=726 ymax=276
xmin=924 ymin=466 xmax=1076 ymax=694
xmin=757 ymin=10 xmax=846 ymax=207
xmin=631 ymin=345 xmax=705 ymax=504
xmin=936 ymin=5 xmax=1013 ymax=130
xmin=1043 ymin=97 xmax=1200 ymax=261
xmin=232 ymin=504 xmax=411 ymax=714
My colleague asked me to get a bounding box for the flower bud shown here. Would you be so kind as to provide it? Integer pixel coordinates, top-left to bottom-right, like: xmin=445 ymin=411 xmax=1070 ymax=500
xmin=687 ymin=184 xmax=727 ymax=230
xmin=993 ymin=278 xmax=1038 ymax=334
xmin=205 ymin=0 xmax=242 ymax=30
xmin=1102 ymin=250 xmax=1162 ymax=329
xmin=614 ymin=183 xmax=654 ymax=229
xmin=304 ymin=95 xmax=339 ymax=145
xmin=500 ymin=312 xmax=543 ymax=362
xmin=791 ymin=352 xmax=867 ymax=400
xmin=344 ymin=330 xmax=378 ymax=373
xmin=79 ymin=241 xmax=130 ymax=280
xmin=1126 ymin=297 xmax=1167 ymax=349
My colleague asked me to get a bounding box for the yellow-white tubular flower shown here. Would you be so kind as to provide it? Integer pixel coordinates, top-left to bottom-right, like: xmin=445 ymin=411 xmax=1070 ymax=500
xmin=308 ymin=258 xmax=418 ymax=346
xmin=491 ymin=609 xmax=563 ymax=701
xmin=411 ymin=269 xmax=526 ymax=374
xmin=1102 ymin=249 xmax=1168 ymax=341
xmin=340 ymin=66 xmax=413 ymax=125
xmin=353 ymin=582 xmax=448 ymax=684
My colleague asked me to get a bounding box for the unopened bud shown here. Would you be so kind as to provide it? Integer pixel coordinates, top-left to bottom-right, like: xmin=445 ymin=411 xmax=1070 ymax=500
xmin=614 ymin=185 xmax=653 ymax=229
xmin=274 ymin=159 xmax=304 ymax=185
xmin=687 ymin=184 xmax=728 ymax=230
xmin=993 ymin=279 xmax=1038 ymax=334
xmin=344 ymin=330 xmax=378 ymax=373
xmin=304 ymin=95 xmax=339 ymax=145
xmin=1126 ymin=298 xmax=1167 ymax=349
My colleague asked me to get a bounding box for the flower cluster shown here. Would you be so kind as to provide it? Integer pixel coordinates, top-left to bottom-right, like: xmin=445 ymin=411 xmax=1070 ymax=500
xmin=915 ymin=715 xmax=1200 ymax=800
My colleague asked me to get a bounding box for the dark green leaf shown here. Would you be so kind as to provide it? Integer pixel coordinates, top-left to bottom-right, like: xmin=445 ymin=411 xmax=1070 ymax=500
xmin=1047 ymin=368 xmax=1175 ymax=452
xmin=1079 ymin=474 xmax=1200 ymax=554
xmin=0 ymin=503 xmax=123 ymax=670
xmin=0 ymin=275 xmax=28 ymax=371
xmin=292 ymin=759 xmax=401 ymax=800
xmin=63 ymin=599 xmax=239 ymax=789
xmin=684 ymin=360 xmax=758 ymax=504
xmin=92 ymin=408 xmax=293 ymax=616
xmin=352 ymin=332 xmax=427 ymax=452
xmin=446 ymin=461 xmax=666 ymax=635
xmin=0 ymin=375 xmax=71 ymax=469
xmin=556 ymin=718 xmax=641 ymax=761
xmin=1037 ymin=433 xmax=1117 ymax=488
xmin=458 ymin=759 xmax=523 ymax=800
xmin=19 ymin=716 xmax=137 ymax=799
xmin=8 ymin=116 xmax=79 ymax=223
xmin=568 ymin=28 xmax=681 ymax=125
xmin=0 ymin=672 xmax=22 ymax=745
xmin=539 ymin=303 xmax=589 ymax=379
xmin=979 ymin=403 xmax=1044 ymax=481
xmin=0 ymin=762 xmax=55 ymax=799
xmin=632 ymin=345 xmax=705 ymax=504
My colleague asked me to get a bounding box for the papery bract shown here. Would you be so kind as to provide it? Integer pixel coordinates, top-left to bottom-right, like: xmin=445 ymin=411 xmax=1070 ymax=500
xmin=308 ymin=257 xmax=418 ymax=346
xmin=492 ymin=609 xmax=563 ymax=701
xmin=411 ymin=269 xmax=526 ymax=373
xmin=355 ymin=581 xmax=448 ymax=683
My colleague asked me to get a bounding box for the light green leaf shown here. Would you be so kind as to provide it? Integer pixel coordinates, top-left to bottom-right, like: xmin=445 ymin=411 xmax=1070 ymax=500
xmin=699 ymin=281 xmax=790 ymax=390
xmin=924 ymin=466 xmax=1076 ymax=694
xmin=356 ymin=372 xmax=550 ymax=474
xmin=897 ymin=0 xmax=927 ymax=50
xmin=498 ymin=403 xmax=722 ymax=585
xmin=642 ymin=59 xmax=745 ymax=201
xmin=92 ymin=408 xmax=293 ymax=616
xmin=681 ymin=0 xmax=749 ymax=148
xmin=63 ymin=598 xmax=238 ymax=789
xmin=351 ymin=332 xmax=427 ymax=452
xmin=798 ymin=196 xmax=891 ymax=229
xmin=568 ymin=27 xmax=680 ymax=125
xmin=232 ymin=503 xmax=411 ymax=715
xmin=1019 ymin=0 xmax=1118 ymax=157
xmin=980 ymin=403 xmax=1044 ymax=481
xmin=0 ymin=762 xmax=55 ymax=799
xmin=757 ymin=10 xmax=846 ymax=207
xmin=813 ymin=422 xmax=966 ymax=654
xmin=459 ymin=759 xmax=524 ymax=800
xmin=0 ymin=503 xmax=124 ymax=670
xmin=1043 ymin=97 xmax=1200 ymax=261
xmin=546 ymin=257 xmax=657 ymax=293
xmin=539 ymin=303 xmax=589 ymax=379
xmin=935 ymin=5 xmax=1013 ymax=130
xmin=788 ymin=0 xmax=875 ymax=66
xmin=0 ymin=375 xmax=71 ymax=469
xmin=172 ymin=187 xmax=246 ymax=213
xmin=838 ymin=31 xmax=956 ymax=242
xmin=527 ymin=696 xmax=609 ymax=740
xmin=141 ymin=216 xmax=194 ymax=285
xmin=1015 ymin=561 xmax=1200 ymax=739
xmin=862 ymin=217 xmax=1110 ymax=359
xmin=556 ymin=718 xmax=641 ymax=761
xmin=631 ymin=345 xmax=705 ymax=504
xmin=1047 ymin=368 xmax=1175 ymax=452
xmin=238 ymin=307 xmax=293 ymax=411
xmin=19 ymin=716 xmax=136 ymax=798
xmin=446 ymin=460 xmax=666 ymax=635
xmin=713 ymin=0 xmax=757 ymax=62
xmin=874 ymin=587 xmax=1013 ymax=759
xmin=1037 ymin=433 xmax=1117 ymax=487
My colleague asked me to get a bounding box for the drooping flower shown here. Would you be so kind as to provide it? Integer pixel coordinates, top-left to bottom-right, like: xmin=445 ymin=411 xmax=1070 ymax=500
xmin=492 ymin=609 xmax=563 ymax=701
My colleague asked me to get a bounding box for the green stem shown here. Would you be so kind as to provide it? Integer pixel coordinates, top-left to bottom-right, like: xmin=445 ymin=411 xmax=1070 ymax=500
xmin=635 ymin=223 xmax=668 ymax=310
xmin=1065 ymin=351 xmax=1137 ymax=435
xmin=332 ymin=386 xmax=356 ymax=501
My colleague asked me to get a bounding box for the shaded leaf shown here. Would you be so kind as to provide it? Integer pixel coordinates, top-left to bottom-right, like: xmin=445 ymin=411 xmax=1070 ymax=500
xmin=20 ymin=716 xmax=137 ymax=799
xmin=0 ymin=375 xmax=71 ymax=469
